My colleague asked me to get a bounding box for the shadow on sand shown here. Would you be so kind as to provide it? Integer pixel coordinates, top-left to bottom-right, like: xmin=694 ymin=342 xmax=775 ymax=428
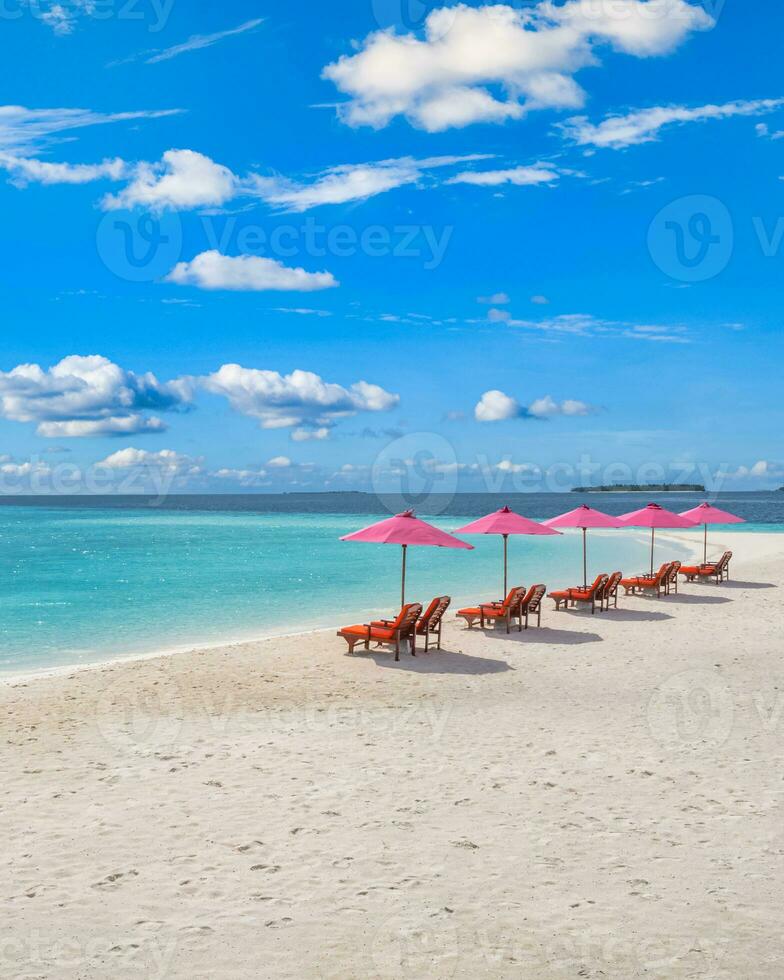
xmin=656 ymin=593 xmax=732 ymax=605
xmin=368 ymin=649 xmax=514 ymax=675
xmin=479 ymin=626 xmax=603 ymax=646
xmin=717 ymin=580 xmax=777 ymax=590
xmin=593 ymin=609 xmax=674 ymax=623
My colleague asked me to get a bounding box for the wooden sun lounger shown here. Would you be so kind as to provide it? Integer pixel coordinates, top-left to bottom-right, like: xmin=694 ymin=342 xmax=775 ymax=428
xmin=518 ymin=584 xmax=546 ymax=629
xmin=680 ymin=551 xmax=732 ymax=583
xmin=599 ymin=571 xmax=623 ymax=611
xmin=415 ymin=596 xmax=451 ymax=652
xmin=621 ymin=563 xmax=671 ymax=598
xmin=457 ymin=586 xmax=527 ymax=633
xmin=548 ymin=574 xmax=608 ymax=615
xmin=338 ymin=603 xmax=423 ymax=661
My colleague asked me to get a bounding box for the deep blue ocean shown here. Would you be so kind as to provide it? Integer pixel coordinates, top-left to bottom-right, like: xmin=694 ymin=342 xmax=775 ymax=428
xmin=0 ymin=492 xmax=780 ymax=675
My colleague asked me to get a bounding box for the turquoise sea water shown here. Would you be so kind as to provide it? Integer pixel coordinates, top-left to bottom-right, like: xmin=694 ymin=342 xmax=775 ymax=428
xmin=0 ymin=492 xmax=781 ymax=676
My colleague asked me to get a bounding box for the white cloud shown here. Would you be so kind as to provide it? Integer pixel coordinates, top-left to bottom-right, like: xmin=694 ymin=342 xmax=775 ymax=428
xmin=99 ymin=448 xmax=202 ymax=474
xmin=490 ymin=309 xmax=690 ymax=343
xmin=323 ymin=0 xmax=713 ymax=131
xmin=213 ymin=467 xmax=269 ymax=487
xmin=475 ymin=389 xmax=523 ymax=422
xmin=531 ymin=294 xmax=549 ymax=304
xmin=0 ymin=152 xmax=127 ymax=186
xmin=165 ymin=251 xmax=339 ymax=293
xmin=102 ymin=149 xmax=238 ymax=211
xmin=291 ymin=427 xmax=330 ymax=442
xmin=476 ymin=389 xmax=597 ymax=421
xmin=0 ymin=355 xmax=192 ymax=437
xmin=448 ymin=164 xmax=560 ymax=186
xmin=201 ymin=364 xmax=400 ymax=431
xmin=267 ymin=456 xmax=292 ymax=469
xmin=37 ymin=416 xmax=167 ymax=438
xmin=144 ymin=18 xmax=264 ymax=64
xmin=561 ymin=97 xmax=784 ymax=149
xmin=717 ymin=460 xmax=784 ymax=483
xmin=247 ymin=153 xmax=491 ymax=211
xmin=478 ymin=292 xmax=510 ymax=305
xmin=0 ymin=105 xmax=180 ymax=155
xmin=528 ymin=395 xmax=594 ymax=417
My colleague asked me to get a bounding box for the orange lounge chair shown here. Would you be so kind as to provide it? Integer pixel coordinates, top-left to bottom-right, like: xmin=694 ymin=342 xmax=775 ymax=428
xmin=665 ymin=560 xmax=682 ymax=594
xmin=417 ymin=595 xmax=451 ymax=651
xmin=680 ymin=551 xmax=732 ymax=583
xmin=621 ymin=563 xmax=670 ymax=598
xmin=518 ymin=584 xmax=546 ymax=629
xmin=548 ymin=574 xmax=607 ymax=615
xmin=599 ymin=571 xmax=623 ymax=611
xmin=338 ymin=603 xmax=423 ymax=661
xmin=457 ymin=587 xmax=527 ymax=633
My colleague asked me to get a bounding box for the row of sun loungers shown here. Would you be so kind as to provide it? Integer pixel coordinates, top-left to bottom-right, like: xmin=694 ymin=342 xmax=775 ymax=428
xmin=336 ymin=552 xmax=733 ymax=660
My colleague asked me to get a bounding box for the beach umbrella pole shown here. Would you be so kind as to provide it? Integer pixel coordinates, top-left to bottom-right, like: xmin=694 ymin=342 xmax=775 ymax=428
xmin=503 ymin=534 xmax=508 ymax=597
xmin=704 ymin=523 xmax=708 ymax=564
xmin=401 ymin=544 xmax=407 ymax=608
xmin=650 ymin=528 xmax=655 ymax=576
xmin=582 ymin=527 xmax=588 ymax=589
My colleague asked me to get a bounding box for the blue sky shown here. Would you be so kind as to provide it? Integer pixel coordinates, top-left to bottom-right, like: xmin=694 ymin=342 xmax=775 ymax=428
xmin=0 ymin=0 xmax=782 ymax=494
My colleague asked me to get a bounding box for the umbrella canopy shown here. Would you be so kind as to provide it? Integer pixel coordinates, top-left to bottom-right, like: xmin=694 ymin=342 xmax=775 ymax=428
xmin=455 ymin=506 xmax=561 ymax=596
xmin=679 ymin=502 xmax=745 ymax=563
xmin=543 ymin=504 xmax=625 ymax=588
xmin=618 ymin=503 xmax=698 ymax=575
xmin=341 ymin=510 xmax=473 ymax=607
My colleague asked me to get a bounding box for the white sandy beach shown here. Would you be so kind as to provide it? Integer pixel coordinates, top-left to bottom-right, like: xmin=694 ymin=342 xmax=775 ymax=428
xmin=1 ymin=529 xmax=782 ymax=979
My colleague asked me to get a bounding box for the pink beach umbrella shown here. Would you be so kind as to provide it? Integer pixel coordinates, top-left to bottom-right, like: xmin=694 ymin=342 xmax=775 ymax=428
xmin=454 ymin=506 xmax=561 ymax=597
xmin=543 ymin=504 xmax=625 ymax=589
xmin=341 ymin=510 xmax=473 ymax=607
xmin=618 ymin=503 xmax=698 ymax=576
xmin=679 ymin=502 xmax=745 ymax=564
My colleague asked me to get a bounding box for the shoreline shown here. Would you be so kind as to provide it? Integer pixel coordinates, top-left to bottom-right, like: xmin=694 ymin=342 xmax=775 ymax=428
xmin=0 ymin=527 xmax=706 ymax=687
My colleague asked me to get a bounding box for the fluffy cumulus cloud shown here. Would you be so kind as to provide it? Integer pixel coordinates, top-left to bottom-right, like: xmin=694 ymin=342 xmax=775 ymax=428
xmin=475 ymin=388 xmax=596 ymax=421
xmin=0 ymin=355 xmax=192 ymax=437
xmin=101 ymin=149 xmax=238 ymax=211
xmin=165 ymin=251 xmax=339 ymax=292
xmin=475 ymin=389 xmax=525 ymax=422
xmin=200 ymin=364 xmax=399 ymax=431
xmin=322 ymin=0 xmax=713 ymax=131
xmin=99 ymin=448 xmax=202 ymax=475
xmin=561 ymin=97 xmax=784 ymax=149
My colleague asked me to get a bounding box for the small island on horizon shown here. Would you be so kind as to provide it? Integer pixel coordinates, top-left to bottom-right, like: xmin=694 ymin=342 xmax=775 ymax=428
xmin=572 ymin=483 xmax=706 ymax=493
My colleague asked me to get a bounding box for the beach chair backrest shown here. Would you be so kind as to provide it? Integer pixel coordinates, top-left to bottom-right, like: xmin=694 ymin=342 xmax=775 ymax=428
xmin=423 ymin=596 xmax=451 ymax=628
xmin=655 ymin=563 xmax=670 ymax=583
xmin=393 ymin=603 xmax=423 ymax=633
xmin=502 ymin=587 xmax=526 ymax=611
xmin=587 ymin=574 xmax=606 ymax=597
xmin=523 ymin=584 xmax=546 ymax=612
xmin=667 ymin=561 xmax=682 ymax=583
xmin=604 ymin=571 xmax=623 ymax=597
xmin=718 ymin=551 xmax=732 ymax=571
